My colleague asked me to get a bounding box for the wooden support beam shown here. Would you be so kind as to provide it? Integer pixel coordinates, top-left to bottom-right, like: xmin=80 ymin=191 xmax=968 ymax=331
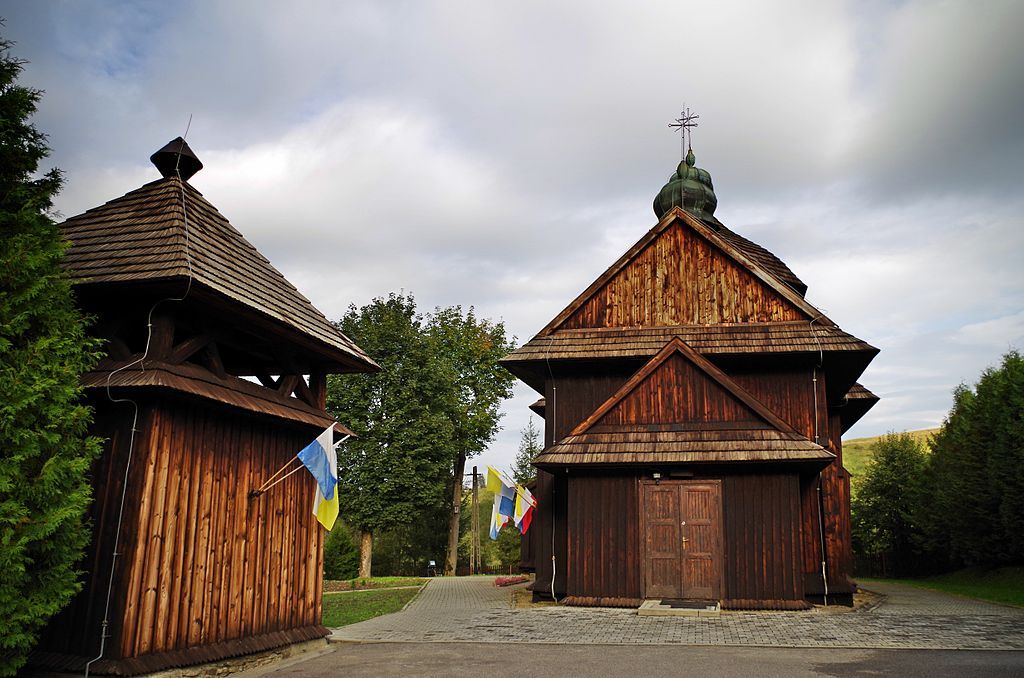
xmin=309 ymin=371 xmax=327 ymax=410
xmin=277 ymin=374 xmax=300 ymax=398
xmin=292 ymin=375 xmax=317 ymax=408
xmin=254 ymin=371 xmax=278 ymax=389
xmin=203 ymin=341 xmax=227 ymax=379
xmin=106 ymin=335 xmax=132 ymax=361
xmin=148 ymin=312 xmax=175 ymax=360
xmin=169 ymin=334 xmax=212 ymax=364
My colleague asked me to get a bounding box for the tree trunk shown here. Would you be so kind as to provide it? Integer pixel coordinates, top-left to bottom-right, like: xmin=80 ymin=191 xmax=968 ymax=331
xmin=444 ymin=451 xmax=467 ymax=575
xmin=359 ymin=530 xmax=373 ymax=578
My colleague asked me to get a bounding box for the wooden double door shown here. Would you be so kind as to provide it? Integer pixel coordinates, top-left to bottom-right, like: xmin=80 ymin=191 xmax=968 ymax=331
xmin=641 ymin=480 xmax=723 ymax=600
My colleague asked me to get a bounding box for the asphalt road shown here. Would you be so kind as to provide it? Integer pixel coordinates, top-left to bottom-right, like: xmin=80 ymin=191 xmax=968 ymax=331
xmin=256 ymin=642 xmax=1024 ymax=677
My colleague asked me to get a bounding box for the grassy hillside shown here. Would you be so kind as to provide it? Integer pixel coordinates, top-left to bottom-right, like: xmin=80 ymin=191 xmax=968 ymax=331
xmin=842 ymin=428 xmax=939 ymax=480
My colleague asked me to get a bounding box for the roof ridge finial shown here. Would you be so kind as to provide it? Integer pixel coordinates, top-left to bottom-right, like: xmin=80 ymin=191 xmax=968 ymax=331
xmin=668 ymin=105 xmax=700 ymax=161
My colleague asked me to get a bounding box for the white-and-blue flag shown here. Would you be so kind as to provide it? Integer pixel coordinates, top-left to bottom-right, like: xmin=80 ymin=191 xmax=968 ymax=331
xmin=297 ymin=426 xmax=339 ymax=530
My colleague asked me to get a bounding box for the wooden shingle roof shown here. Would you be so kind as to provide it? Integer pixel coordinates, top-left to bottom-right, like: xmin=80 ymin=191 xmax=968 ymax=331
xmin=60 ymin=177 xmax=377 ymax=373
xmin=504 ymin=321 xmax=876 ymax=363
xmin=707 ymin=216 xmax=807 ymax=296
xmin=836 ymin=382 xmax=879 ymax=433
xmin=533 ymin=429 xmax=835 ymax=467
xmin=81 ymin=360 xmax=355 ymax=432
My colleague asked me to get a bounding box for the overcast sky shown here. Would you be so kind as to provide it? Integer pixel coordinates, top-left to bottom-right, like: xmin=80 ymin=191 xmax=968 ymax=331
xmin=4 ymin=1 xmax=1023 ymax=471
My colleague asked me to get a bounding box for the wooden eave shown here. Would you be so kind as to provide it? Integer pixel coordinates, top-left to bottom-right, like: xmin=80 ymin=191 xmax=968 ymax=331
xmin=533 ymin=337 xmax=835 ymax=467
xmin=60 ymin=177 xmax=378 ymax=374
xmin=834 ymin=382 xmax=879 ymax=434
xmin=533 ymin=430 xmax=835 ymax=468
xmin=536 ymin=207 xmax=833 ymax=337
xmin=82 ymin=360 xmax=355 ymax=433
xmin=501 ymin=321 xmax=878 ymax=394
xmin=529 ymin=398 xmax=546 ymax=417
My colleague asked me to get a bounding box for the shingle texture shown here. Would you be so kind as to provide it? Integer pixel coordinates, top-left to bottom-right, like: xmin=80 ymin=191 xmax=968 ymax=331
xmin=60 ymin=176 xmax=376 ymax=370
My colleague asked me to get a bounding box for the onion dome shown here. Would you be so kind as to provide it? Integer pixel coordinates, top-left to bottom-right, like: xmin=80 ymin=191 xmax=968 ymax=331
xmin=653 ymin=148 xmax=717 ymax=220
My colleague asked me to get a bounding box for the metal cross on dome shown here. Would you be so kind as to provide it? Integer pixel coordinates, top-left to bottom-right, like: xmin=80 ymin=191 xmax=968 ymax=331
xmin=669 ymin=106 xmax=700 ymax=158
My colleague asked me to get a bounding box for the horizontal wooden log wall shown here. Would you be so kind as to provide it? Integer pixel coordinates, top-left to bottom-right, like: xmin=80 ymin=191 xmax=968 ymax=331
xmin=564 ymin=475 xmax=641 ymax=605
xmin=116 ymin=398 xmax=324 ymax=658
xmin=562 ymin=222 xmax=803 ymax=329
xmin=721 ymin=473 xmax=807 ymax=609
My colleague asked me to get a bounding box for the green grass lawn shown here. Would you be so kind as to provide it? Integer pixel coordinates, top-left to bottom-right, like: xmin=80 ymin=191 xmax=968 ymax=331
xmin=322 ymin=587 xmax=422 ymax=627
xmin=862 ymin=566 xmax=1024 ymax=607
xmin=323 ymin=576 xmax=427 ymax=592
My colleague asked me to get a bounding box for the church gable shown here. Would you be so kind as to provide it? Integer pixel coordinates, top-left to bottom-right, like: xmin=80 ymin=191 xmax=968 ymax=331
xmin=593 ymin=352 xmax=768 ymax=428
xmin=572 ymin=337 xmax=799 ymax=436
xmin=554 ymin=213 xmax=806 ymax=332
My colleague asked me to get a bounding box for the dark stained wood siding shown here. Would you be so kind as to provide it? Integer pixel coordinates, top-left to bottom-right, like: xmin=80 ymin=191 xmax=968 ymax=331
xmin=36 ymin=403 xmax=147 ymax=660
xmin=565 ymin=475 xmax=641 ymax=605
xmin=525 ymin=470 xmax=568 ymax=600
xmin=721 ymin=473 xmax=807 ymax=609
xmin=544 ymin=364 xmax=639 ymax=446
xmin=562 ymin=222 xmax=803 ymax=330
xmin=597 ymin=353 xmax=765 ymax=427
xmin=730 ymin=367 xmax=819 ymax=441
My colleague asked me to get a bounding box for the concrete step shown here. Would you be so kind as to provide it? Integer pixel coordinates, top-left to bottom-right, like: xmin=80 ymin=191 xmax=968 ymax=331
xmin=637 ymin=599 xmax=721 ymax=617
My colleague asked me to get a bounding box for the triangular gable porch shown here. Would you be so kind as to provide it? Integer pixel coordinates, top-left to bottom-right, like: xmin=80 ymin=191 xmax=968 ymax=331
xmin=534 ymin=337 xmax=834 ymax=467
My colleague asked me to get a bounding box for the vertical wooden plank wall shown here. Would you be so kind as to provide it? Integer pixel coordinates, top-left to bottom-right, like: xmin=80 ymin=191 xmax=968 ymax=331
xmin=116 ymin=399 xmax=325 ymax=658
xmin=544 ymin=367 xmax=637 ymax=446
xmin=720 ymin=473 xmax=807 ymax=609
xmin=561 ymin=223 xmax=803 ymax=330
xmin=597 ymin=354 xmax=768 ymax=427
xmin=564 ymin=475 xmax=641 ymax=606
xmin=35 ymin=403 xmax=150 ymax=660
xmin=732 ymin=366 xmax=853 ymax=597
xmin=526 ymin=470 xmax=569 ymax=599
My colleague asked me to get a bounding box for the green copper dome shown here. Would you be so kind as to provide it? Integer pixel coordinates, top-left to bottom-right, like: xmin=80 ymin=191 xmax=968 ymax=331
xmin=653 ymin=148 xmax=717 ymax=220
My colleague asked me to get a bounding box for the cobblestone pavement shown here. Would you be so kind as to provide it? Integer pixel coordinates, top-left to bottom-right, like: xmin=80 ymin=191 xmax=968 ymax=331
xmin=331 ymin=576 xmax=1024 ymax=650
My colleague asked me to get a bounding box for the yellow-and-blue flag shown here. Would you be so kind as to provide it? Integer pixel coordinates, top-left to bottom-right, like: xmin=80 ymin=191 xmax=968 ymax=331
xmin=298 ymin=426 xmax=339 ymax=530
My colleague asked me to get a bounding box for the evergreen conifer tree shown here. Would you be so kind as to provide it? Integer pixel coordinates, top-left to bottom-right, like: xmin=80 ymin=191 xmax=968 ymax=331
xmin=0 ymin=35 xmax=103 ymax=675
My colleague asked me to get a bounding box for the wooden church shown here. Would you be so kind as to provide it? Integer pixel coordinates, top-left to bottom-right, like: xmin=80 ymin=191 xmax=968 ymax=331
xmin=503 ymin=129 xmax=878 ymax=610
xmin=30 ymin=139 xmax=378 ymax=674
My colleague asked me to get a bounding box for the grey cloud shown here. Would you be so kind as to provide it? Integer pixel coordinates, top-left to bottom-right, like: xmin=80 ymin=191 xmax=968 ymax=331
xmin=5 ymin=0 xmax=1022 ymax=466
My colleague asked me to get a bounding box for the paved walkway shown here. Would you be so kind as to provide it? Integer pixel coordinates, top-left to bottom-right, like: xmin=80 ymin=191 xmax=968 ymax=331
xmin=331 ymin=577 xmax=1024 ymax=650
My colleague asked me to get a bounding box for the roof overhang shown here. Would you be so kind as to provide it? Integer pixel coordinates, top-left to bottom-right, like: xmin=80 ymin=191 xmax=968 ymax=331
xmin=533 ymin=430 xmax=835 ymax=470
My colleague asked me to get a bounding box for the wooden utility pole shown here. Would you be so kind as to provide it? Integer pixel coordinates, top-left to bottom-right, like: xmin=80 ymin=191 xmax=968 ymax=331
xmin=472 ymin=466 xmax=481 ymax=574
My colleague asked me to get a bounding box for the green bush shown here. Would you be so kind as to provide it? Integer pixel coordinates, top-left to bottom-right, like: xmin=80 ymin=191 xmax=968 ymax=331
xmin=323 ymin=523 xmax=360 ymax=580
xmin=851 ymin=432 xmax=930 ymax=576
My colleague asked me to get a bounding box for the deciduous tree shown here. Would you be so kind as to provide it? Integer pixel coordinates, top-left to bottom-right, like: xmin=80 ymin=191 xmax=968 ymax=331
xmin=850 ymin=432 xmax=929 ymax=576
xmin=327 ymin=293 xmax=454 ymax=577
xmin=429 ymin=307 xmax=516 ymax=575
